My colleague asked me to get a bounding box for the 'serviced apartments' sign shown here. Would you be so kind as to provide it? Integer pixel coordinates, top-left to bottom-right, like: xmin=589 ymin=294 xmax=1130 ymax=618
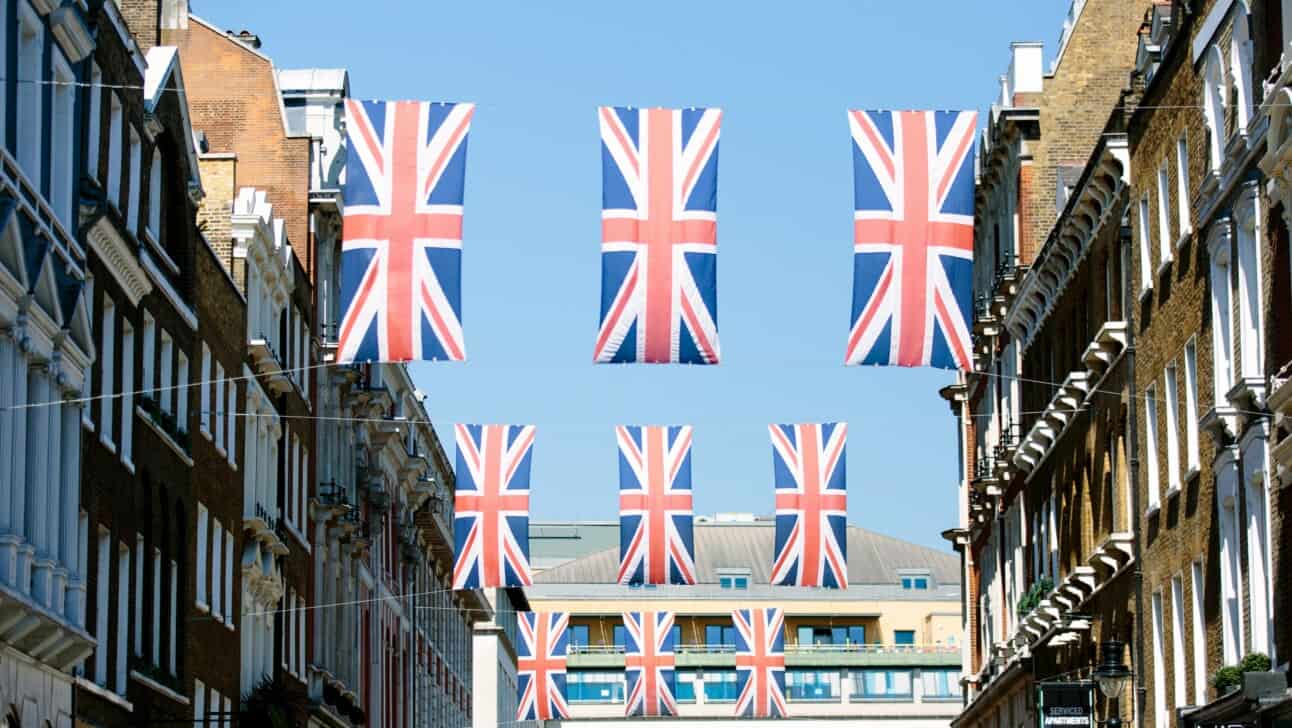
xmin=1038 ymin=683 xmax=1094 ymax=728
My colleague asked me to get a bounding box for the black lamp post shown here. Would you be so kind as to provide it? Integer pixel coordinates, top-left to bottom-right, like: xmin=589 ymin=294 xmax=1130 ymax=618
xmin=1094 ymin=639 xmax=1131 ymax=728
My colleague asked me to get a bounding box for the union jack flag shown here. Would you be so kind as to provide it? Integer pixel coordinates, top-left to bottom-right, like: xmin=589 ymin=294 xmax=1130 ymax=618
xmin=338 ymin=100 xmax=473 ymax=363
xmin=517 ymin=611 xmax=570 ymax=722
xmin=452 ymin=424 xmax=534 ymax=589
xmin=845 ymin=110 xmax=976 ymax=370
xmin=616 ymin=425 xmax=697 ymax=585
xmin=596 ymin=106 xmax=721 ymax=364
xmin=733 ymin=607 xmax=788 ymax=718
xmin=769 ymin=422 xmax=848 ymax=589
xmin=623 ymin=611 xmax=678 ymax=717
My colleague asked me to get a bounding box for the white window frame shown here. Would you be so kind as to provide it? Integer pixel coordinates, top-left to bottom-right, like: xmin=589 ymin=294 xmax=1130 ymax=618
xmin=1202 ymin=48 xmax=1226 ymax=172
xmin=148 ymin=150 xmax=163 ymax=243
xmin=194 ymin=679 xmax=206 ymax=728
xmin=1157 ymin=161 xmax=1172 ymax=269
xmin=1230 ymin=13 xmax=1253 ymax=133
xmin=50 ymin=48 xmax=76 ymax=232
xmin=200 ymin=344 xmax=211 ymax=437
xmin=1184 ymin=337 xmax=1200 ymax=474
xmin=1190 ymin=559 xmax=1207 ymax=705
xmin=134 ymin=534 xmax=144 ymax=656
xmin=196 ymin=503 xmax=209 ymax=610
xmin=1242 ymin=434 xmax=1273 ymax=658
xmin=100 ymin=299 xmax=116 ymax=449
xmin=151 ymin=547 xmax=161 ymax=665
xmin=1144 ymin=383 xmax=1161 ymax=512
xmin=211 ymin=522 xmax=223 ymax=620
xmin=1176 ymin=134 xmax=1190 ymax=239
xmin=1235 ymin=194 xmax=1263 ymax=380
xmin=1210 ymin=236 xmax=1235 ymax=402
xmin=160 ymin=332 xmax=174 ymax=415
xmin=226 ymin=384 xmax=237 ymax=467
xmin=1164 ymin=363 xmax=1181 ymax=494
xmin=86 ymin=62 xmax=102 ymax=181
xmin=94 ymin=527 xmax=111 ymax=684
xmin=142 ymin=312 xmax=155 ymax=397
xmin=223 ymin=529 xmax=234 ymax=627
xmin=1171 ymin=574 xmax=1186 ymax=709
xmin=168 ymin=558 xmax=177 ymax=674
xmin=108 ymin=93 xmax=124 ymax=210
xmin=1216 ymin=454 xmax=1245 ymax=664
xmin=1138 ymin=194 xmax=1153 ymax=295
xmin=121 ymin=319 xmax=134 ymax=469
xmin=215 ymin=363 xmax=226 ymax=454
xmin=116 ymin=541 xmax=129 ymax=695
xmin=1152 ymin=589 xmax=1166 ymax=728
xmin=15 ymin=2 xmax=43 ymax=190
xmin=177 ymin=351 xmax=189 ymax=433
xmin=127 ymin=126 xmax=142 ymax=236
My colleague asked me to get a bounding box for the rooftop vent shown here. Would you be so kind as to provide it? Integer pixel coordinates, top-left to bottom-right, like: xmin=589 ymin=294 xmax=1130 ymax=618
xmin=227 ymin=29 xmax=261 ymax=49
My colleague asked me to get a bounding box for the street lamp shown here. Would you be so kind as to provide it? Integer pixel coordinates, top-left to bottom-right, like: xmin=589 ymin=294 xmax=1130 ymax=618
xmin=1094 ymin=639 xmax=1131 ymax=728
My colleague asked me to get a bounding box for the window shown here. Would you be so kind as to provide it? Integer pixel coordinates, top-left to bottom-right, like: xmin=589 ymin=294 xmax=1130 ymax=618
xmin=1145 ymin=383 xmax=1161 ymax=511
xmin=1152 ymin=590 xmax=1166 ymax=728
xmin=1202 ymin=48 xmax=1226 ymax=171
xmin=108 ymin=94 xmax=123 ymax=208
xmin=1242 ymin=437 xmax=1273 ymax=656
xmin=214 ymin=363 xmax=225 ymax=452
xmin=719 ymin=575 xmax=748 ymax=589
xmin=855 ymin=670 xmax=912 ymax=699
xmin=567 ymin=624 xmax=589 ymax=649
xmin=200 ymin=345 xmax=211 ymax=436
xmin=1191 ymin=559 xmax=1207 ymax=705
xmin=1231 ymin=14 xmax=1253 ymax=132
xmin=148 ymin=151 xmax=163 ymax=242
xmin=1211 ymin=241 xmax=1235 ymax=401
xmin=142 ymin=313 xmax=155 ymax=397
xmin=1157 ymin=161 xmax=1172 ymax=265
xmin=223 ymin=530 xmax=233 ymax=627
xmin=612 ymin=624 xmax=626 ymax=650
xmin=1171 ymin=575 xmax=1186 ymax=709
xmin=1184 ymin=338 xmax=1200 ymax=473
xmin=94 ymin=528 xmax=110 ymax=685
xmin=226 ymin=384 xmax=237 ymax=466
xmin=100 ymin=300 xmax=116 ymax=447
xmin=151 ymin=548 xmax=161 ymax=665
xmin=1236 ymin=201 xmax=1263 ymax=380
xmin=87 ymin=63 xmax=102 ymax=181
xmin=51 ymin=50 xmax=76 ymax=231
xmin=211 ymin=522 xmax=223 ymax=620
xmin=894 ymin=630 xmax=915 ymax=646
xmin=675 ymin=670 xmax=699 ymax=702
xmin=1138 ymin=194 xmax=1153 ymax=292
xmin=127 ymin=127 xmax=142 ymax=235
xmin=901 ymin=576 xmax=929 ymax=590
xmin=116 ymin=541 xmax=129 ymax=695
xmin=177 ymin=352 xmax=189 ymax=432
xmin=16 ymin=3 xmax=42 ymax=188
xmin=566 ymin=671 xmax=624 ymax=703
xmin=160 ymin=332 xmax=173 ymax=415
xmin=703 ymin=671 xmax=739 ymax=702
xmin=1217 ymin=457 xmax=1245 ymax=664
xmin=196 ymin=504 xmax=209 ymax=609
xmin=120 ymin=320 xmax=134 ymax=466
xmin=1164 ymin=364 xmax=1180 ymax=492
xmin=921 ymin=669 xmax=961 ymax=699
xmin=786 ymin=670 xmax=840 ymax=701
xmin=705 ymin=624 xmax=737 ymax=648
xmin=134 ymin=535 xmax=144 ymax=656
xmin=1176 ymin=134 xmax=1190 ymax=237
xmin=169 ymin=559 xmax=177 ymax=674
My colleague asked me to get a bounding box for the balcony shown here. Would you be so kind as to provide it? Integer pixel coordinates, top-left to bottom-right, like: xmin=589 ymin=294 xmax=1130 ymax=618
xmin=248 ymin=335 xmax=291 ymax=394
xmin=971 ymin=456 xmax=1002 ymax=496
xmin=1013 ymin=371 xmax=1090 ymax=473
xmin=244 ymin=502 xmax=289 ymax=555
xmin=371 ymin=416 xmax=406 ymax=449
xmin=565 ymin=643 xmax=960 ymax=670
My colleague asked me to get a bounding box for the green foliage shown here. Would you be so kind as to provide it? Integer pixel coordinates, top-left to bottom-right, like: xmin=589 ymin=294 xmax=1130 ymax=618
xmin=241 ymin=676 xmax=310 ymax=728
xmin=1016 ymin=577 xmax=1055 ymax=617
xmin=1211 ymin=653 xmax=1273 ymax=695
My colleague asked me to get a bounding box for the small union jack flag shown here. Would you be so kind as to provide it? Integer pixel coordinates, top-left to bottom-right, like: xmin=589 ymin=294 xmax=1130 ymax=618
xmin=616 ymin=425 xmax=697 ymax=585
xmin=623 ymin=611 xmax=678 ymax=717
xmin=338 ymin=100 xmax=473 ymax=363
xmin=769 ymin=422 xmax=848 ymax=589
xmin=734 ymin=607 xmax=788 ymax=718
xmin=596 ymin=106 xmax=721 ymax=364
xmin=452 ymin=424 xmax=534 ymax=589
xmin=517 ymin=612 xmax=570 ymax=721
xmin=845 ymin=110 xmax=976 ymax=370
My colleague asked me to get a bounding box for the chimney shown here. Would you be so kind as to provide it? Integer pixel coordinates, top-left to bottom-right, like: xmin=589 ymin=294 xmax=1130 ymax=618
xmin=160 ymin=0 xmax=188 ymax=31
xmin=116 ymin=0 xmax=160 ymax=51
xmin=226 ymin=29 xmax=262 ymax=50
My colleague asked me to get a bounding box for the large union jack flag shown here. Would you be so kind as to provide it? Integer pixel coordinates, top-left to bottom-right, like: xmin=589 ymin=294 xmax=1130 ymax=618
xmin=734 ymin=607 xmax=788 ymax=718
xmin=616 ymin=425 xmax=697 ymax=585
xmin=596 ymin=106 xmax=721 ymax=364
xmin=769 ymin=422 xmax=848 ymax=589
xmin=452 ymin=424 xmax=534 ymax=589
xmin=623 ymin=611 xmax=678 ymax=717
xmin=338 ymin=100 xmax=473 ymax=363
xmin=845 ymin=110 xmax=977 ymax=370
xmin=517 ymin=611 xmax=570 ymax=721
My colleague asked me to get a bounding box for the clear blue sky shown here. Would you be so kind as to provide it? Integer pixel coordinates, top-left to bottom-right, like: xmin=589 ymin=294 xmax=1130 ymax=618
xmin=202 ymin=0 xmax=1072 ymax=551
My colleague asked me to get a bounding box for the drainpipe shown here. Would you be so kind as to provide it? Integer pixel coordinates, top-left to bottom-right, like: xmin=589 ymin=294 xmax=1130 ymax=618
xmin=1121 ymin=220 xmax=1147 ymax=728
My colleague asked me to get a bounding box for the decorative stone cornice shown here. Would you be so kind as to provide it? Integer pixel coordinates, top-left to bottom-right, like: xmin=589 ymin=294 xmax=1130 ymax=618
xmin=86 ymin=217 xmax=152 ymax=306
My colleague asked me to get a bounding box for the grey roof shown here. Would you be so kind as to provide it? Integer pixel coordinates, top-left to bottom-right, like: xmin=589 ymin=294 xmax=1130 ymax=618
xmin=277 ymin=68 xmax=349 ymax=94
xmin=533 ymin=521 xmax=959 ymax=588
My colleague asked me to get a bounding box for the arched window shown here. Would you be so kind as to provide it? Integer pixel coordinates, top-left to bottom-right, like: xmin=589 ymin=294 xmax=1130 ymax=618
xmin=1230 ymin=5 xmax=1254 ymax=133
xmin=1202 ymin=47 xmax=1227 ymax=171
